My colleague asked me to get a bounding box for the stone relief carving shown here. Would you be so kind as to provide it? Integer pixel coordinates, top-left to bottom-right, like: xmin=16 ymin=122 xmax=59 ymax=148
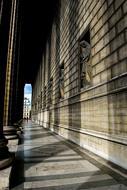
xmin=80 ymin=40 xmax=92 ymax=88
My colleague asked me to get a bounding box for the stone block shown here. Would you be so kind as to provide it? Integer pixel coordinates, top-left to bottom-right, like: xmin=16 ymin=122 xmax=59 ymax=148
xmin=109 ymin=8 xmax=122 ymax=28
xmin=97 ymin=1 xmax=107 ymax=20
xmin=107 ymin=4 xmax=114 ymax=19
xmin=110 ymin=32 xmax=124 ymax=52
xmin=95 ymin=60 xmax=105 ymax=74
xmin=104 ymin=52 xmax=118 ymax=67
xmin=92 ymin=53 xmax=100 ymax=66
xmin=100 ymin=45 xmax=110 ymax=60
xmin=116 ymin=17 xmax=125 ymax=34
xmin=119 ymin=44 xmax=127 ymax=60
xmin=114 ymin=0 xmax=125 ymax=10
xmin=123 ymin=0 xmax=127 ymax=14
xmin=94 ymin=38 xmax=105 ymax=54
xmin=111 ymin=60 xmax=127 ymax=78
xmin=93 ymin=19 xmax=103 ymax=34
xmin=100 ymin=69 xmax=111 ymax=82
xmin=104 ymin=27 xmax=116 ymax=45
xmin=93 ymin=74 xmax=101 ymax=85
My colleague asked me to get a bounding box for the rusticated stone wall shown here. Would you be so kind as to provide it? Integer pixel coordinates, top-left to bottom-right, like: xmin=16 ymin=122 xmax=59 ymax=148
xmin=32 ymin=0 xmax=127 ymax=169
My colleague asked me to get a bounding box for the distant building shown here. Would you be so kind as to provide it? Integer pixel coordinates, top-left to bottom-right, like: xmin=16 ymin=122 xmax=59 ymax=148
xmin=23 ymin=97 xmax=31 ymax=119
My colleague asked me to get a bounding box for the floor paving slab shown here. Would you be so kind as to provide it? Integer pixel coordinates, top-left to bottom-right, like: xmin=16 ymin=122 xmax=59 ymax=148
xmin=10 ymin=121 xmax=127 ymax=190
xmin=0 ymin=139 xmax=18 ymax=190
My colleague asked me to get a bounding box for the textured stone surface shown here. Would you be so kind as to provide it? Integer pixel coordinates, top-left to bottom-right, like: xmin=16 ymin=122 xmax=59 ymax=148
xmin=0 ymin=139 xmax=18 ymax=190
xmin=32 ymin=0 xmax=127 ymax=171
xmin=10 ymin=121 xmax=127 ymax=190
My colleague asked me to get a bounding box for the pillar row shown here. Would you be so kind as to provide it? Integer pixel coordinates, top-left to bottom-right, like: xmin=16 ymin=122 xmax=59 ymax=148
xmin=0 ymin=0 xmax=19 ymax=170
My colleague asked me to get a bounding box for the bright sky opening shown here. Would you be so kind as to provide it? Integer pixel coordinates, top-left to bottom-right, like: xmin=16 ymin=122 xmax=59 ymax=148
xmin=24 ymin=84 xmax=32 ymax=104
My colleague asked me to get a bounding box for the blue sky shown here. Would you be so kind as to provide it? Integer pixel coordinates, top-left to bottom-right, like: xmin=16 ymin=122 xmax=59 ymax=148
xmin=24 ymin=84 xmax=32 ymax=103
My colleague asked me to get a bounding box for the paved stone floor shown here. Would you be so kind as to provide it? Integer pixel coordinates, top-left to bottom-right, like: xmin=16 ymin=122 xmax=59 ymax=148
xmin=10 ymin=121 xmax=127 ymax=190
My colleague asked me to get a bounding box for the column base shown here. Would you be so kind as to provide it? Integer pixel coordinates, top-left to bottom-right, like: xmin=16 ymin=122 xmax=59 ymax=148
xmin=3 ymin=126 xmax=19 ymax=140
xmin=0 ymin=137 xmax=14 ymax=170
xmin=13 ymin=123 xmax=23 ymax=134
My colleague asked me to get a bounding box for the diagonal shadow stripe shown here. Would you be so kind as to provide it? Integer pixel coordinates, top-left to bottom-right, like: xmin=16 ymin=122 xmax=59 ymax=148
xmin=25 ymin=170 xmax=104 ymax=182
xmin=24 ymin=154 xmax=78 ymax=158
xmin=24 ymin=158 xmax=84 ymax=163
xmin=54 ymin=133 xmax=127 ymax=186
xmin=24 ymin=179 xmax=119 ymax=190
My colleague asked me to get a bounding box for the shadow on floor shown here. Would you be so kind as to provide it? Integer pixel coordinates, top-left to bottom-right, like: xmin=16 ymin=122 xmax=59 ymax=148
xmin=10 ymin=143 xmax=24 ymax=188
xmin=10 ymin=123 xmax=127 ymax=190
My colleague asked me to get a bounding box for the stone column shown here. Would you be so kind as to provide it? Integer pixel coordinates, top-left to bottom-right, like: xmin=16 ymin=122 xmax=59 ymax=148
xmin=8 ymin=0 xmax=20 ymax=125
xmin=0 ymin=0 xmax=14 ymax=169
xmin=3 ymin=0 xmax=18 ymax=126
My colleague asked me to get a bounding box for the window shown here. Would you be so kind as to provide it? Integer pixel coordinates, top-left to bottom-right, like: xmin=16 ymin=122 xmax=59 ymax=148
xmin=49 ymin=78 xmax=53 ymax=105
xmin=43 ymin=86 xmax=46 ymax=108
xmin=59 ymin=62 xmax=64 ymax=99
xmin=79 ymin=29 xmax=92 ymax=89
xmin=41 ymin=91 xmax=42 ymax=109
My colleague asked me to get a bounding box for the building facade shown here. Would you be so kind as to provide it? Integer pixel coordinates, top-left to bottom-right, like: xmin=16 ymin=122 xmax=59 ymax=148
xmin=23 ymin=97 xmax=31 ymax=119
xmin=32 ymin=0 xmax=127 ymax=170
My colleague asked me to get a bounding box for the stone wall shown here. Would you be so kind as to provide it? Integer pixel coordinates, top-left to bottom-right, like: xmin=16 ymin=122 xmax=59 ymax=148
xmin=32 ymin=0 xmax=127 ymax=169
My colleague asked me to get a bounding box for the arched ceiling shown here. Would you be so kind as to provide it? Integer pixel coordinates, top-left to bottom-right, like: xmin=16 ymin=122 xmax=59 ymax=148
xmin=19 ymin=0 xmax=58 ymax=84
